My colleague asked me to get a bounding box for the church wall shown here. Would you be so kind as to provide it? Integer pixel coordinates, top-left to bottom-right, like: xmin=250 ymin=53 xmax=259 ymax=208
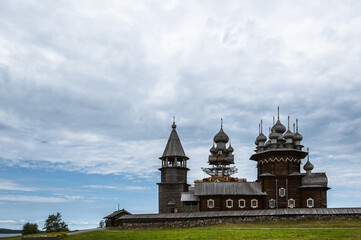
xmin=158 ymin=183 xmax=188 ymax=213
xmin=199 ymin=195 xmax=264 ymax=212
xmin=300 ymin=188 xmax=328 ymax=208
xmin=260 ymin=177 xmax=276 ymax=209
xmin=160 ymin=167 xmax=188 ymax=183
xmin=116 ymin=212 xmax=361 ymax=229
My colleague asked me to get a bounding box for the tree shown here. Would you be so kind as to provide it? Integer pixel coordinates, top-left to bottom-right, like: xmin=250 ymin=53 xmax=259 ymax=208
xmin=22 ymin=222 xmax=39 ymax=235
xmin=43 ymin=212 xmax=69 ymax=232
xmin=99 ymin=220 xmax=105 ymax=228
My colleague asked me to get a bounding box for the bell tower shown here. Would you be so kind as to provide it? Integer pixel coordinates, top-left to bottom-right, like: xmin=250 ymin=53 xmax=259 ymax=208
xmin=157 ymin=119 xmax=189 ymax=213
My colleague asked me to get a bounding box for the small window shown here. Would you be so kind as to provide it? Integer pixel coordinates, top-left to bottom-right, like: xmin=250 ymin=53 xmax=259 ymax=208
xmin=288 ymin=198 xmax=295 ymax=208
xmin=226 ymin=199 xmax=233 ymax=208
xmin=239 ymin=199 xmax=246 ymax=208
xmin=307 ymin=198 xmax=314 ymax=208
xmin=166 ymin=199 xmax=176 ymax=206
xmin=279 ymin=187 xmax=286 ymax=197
xmin=251 ymin=199 xmax=258 ymax=208
xmin=269 ymin=199 xmax=276 ymax=208
xmin=207 ymin=199 xmax=214 ymax=208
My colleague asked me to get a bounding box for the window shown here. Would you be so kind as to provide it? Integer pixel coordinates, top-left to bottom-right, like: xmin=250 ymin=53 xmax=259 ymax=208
xmin=239 ymin=199 xmax=246 ymax=208
xmin=269 ymin=199 xmax=276 ymax=208
xmin=166 ymin=199 xmax=176 ymax=206
xmin=226 ymin=199 xmax=233 ymax=208
xmin=288 ymin=198 xmax=295 ymax=208
xmin=251 ymin=199 xmax=258 ymax=208
xmin=207 ymin=199 xmax=214 ymax=208
xmin=307 ymin=198 xmax=314 ymax=208
xmin=279 ymin=187 xmax=286 ymax=197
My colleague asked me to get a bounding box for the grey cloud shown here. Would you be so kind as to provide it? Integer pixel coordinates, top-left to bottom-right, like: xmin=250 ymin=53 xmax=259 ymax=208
xmin=0 ymin=1 xmax=361 ymax=207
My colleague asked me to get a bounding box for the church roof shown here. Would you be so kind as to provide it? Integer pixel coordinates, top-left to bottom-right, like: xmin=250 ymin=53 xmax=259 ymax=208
xmin=193 ymin=182 xmax=267 ymax=196
xmin=301 ymin=172 xmax=328 ymax=188
xmin=181 ymin=192 xmax=200 ymax=202
xmin=117 ymin=208 xmax=361 ymax=220
xmin=104 ymin=209 xmax=131 ymax=219
xmin=160 ymin=122 xmax=188 ymax=160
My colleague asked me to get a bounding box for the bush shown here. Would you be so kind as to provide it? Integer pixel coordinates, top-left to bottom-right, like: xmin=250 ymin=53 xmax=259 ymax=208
xmin=43 ymin=212 xmax=69 ymax=232
xmin=22 ymin=222 xmax=39 ymax=235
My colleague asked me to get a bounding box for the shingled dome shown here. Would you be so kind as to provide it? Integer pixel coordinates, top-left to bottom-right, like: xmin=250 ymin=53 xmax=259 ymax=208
xmin=293 ymin=131 xmax=303 ymax=141
xmin=256 ymin=133 xmax=267 ymax=142
xmin=304 ymin=159 xmax=314 ymax=171
xmin=283 ymin=129 xmax=294 ymax=139
xmin=274 ymin=119 xmax=286 ymax=134
xmin=213 ymin=127 xmax=229 ymax=143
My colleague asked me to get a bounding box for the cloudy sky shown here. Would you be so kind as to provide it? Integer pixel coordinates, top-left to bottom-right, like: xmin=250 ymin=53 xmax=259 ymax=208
xmin=1 ymin=0 xmax=361 ymax=230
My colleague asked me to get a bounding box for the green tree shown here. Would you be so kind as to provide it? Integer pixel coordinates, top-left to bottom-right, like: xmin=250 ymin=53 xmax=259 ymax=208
xmin=99 ymin=220 xmax=105 ymax=228
xmin=43 ymin=212 xmax=69 ymax=232
xmin=22 ymin=222 xmax=39 ymax=235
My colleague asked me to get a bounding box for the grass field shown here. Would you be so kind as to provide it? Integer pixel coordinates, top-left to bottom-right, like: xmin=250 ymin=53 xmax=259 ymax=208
xmin=3 ymin=220 xmax=361 ymax=240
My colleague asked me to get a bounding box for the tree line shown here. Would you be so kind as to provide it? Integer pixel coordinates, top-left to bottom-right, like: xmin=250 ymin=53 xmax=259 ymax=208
xmin=22 ymin=212 xmax=69 ymax=235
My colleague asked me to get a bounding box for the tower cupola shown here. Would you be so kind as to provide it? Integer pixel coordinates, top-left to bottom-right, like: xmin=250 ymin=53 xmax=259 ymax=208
xmin=255 ymin=120 xmax=267 ymax=147
xmin=213 ymin=119 xmax=229 ymax=143
xmin=274 ymin=107 xmax=286 ymax=134
xmin=202 ymin=119 xmax=237 ymax=179
xmin=284 ymin=116 xmax=294 ymax=144
xmin=303 ymin=148 xmax=314 ymax=174
xmin=293 ymin=118 xmax=303 ymax=145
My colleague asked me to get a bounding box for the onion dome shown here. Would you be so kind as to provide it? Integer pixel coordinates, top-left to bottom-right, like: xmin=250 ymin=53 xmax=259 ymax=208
xmin=304 ymin=158 xmax=314 ymax=172
xmin=227 ymin=144 xmax=234 ymax=153
xmin=214 ymin=128 xmax=229 ymax=143
xmin=256 ymin=133 xmax=267 ymax=144
xmin=293 ymin=118 xmax=303 ymax=141
xmin=213 ymin=119 xmax=229 ymax=143
xmin=283 ymin=129 xmax=294 ymax=139
xmin=269 ymin=130 xmax=280 ymax=139
xmin=210 ymin=144 xmax=216 ymax=153
xmin=293 ymin=131 xmax=303 ymax=141
xmin=274 ymin=119 xmax=286 ymax=134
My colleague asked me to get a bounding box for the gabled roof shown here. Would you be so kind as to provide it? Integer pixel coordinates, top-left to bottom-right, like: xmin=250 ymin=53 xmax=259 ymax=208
xmin=160 ymin=123 xmax=188 ymax=160
xmin=104 ymin=209 xmax=131 ymax=219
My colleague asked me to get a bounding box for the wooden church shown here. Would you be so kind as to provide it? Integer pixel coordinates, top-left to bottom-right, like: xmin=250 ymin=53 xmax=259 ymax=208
xmin=158 ymin=108 xmax=330 ymax=213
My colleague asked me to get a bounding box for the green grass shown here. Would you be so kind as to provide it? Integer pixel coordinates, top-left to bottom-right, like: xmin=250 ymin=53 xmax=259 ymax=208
xmin=3 ymin=220 xmax=361 ymax=240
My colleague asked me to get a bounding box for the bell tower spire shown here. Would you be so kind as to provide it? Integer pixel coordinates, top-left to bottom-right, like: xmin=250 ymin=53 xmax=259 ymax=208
xmin=158 ymin=118 xmax=189 ymax=214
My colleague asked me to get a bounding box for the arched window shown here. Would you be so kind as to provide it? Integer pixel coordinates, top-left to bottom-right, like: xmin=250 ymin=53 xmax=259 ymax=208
xmin=226 ymin=199 xmax=233 ymax=208
xmin=166 ymin=199 xmax=176 ymax=206
xmin=251 ymin=199 xmax=258 ymax=208
xmin=307 ymin=198 xmax=314 ymax=208
xmin=279 ymin=187 xmax=286 ymax=197
xmin=239 ymin=199 xmax=246 ymax=208
xmin=207 ymin=199 xmax=214 ymax=208
xmin=288 ymin=198 xmax=295 ymax=208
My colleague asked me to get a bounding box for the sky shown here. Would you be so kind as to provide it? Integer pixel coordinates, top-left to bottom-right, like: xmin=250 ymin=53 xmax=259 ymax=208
xmin=1 ymin=0 xmax=361 ymax=230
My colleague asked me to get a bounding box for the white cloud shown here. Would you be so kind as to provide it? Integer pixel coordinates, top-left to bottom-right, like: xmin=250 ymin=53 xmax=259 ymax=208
xmin=83 ymin=185 xmax=150 ymax=191
xmin=0 ymin=0 xmax=360 ymax=219
xmin=0 ymin=179 xmax=38 ymax=192
xmin=0 ymin=195 xmax=77 ymax=203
